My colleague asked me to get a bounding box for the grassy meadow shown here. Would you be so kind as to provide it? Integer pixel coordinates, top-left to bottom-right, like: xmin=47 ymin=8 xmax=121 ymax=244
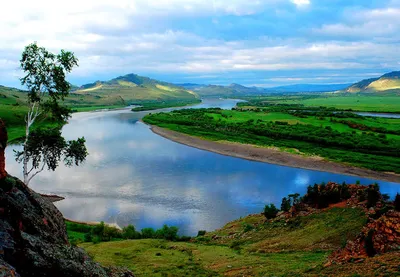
xmin=76 ymin=207 xmax=400 ymax=277
xmin=241 ymin=94 xmax=400 ymax=113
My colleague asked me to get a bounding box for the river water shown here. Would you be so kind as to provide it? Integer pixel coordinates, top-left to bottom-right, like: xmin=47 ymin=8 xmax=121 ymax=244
xmin=5 ymin=99 xmax=400 ymax=235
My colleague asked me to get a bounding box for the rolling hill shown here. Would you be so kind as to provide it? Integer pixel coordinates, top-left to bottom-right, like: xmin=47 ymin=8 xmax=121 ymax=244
xmin=73 ymin=73 xmax=199 ymax=104
xmin=345 ymin=71 xmax=400 ymax=93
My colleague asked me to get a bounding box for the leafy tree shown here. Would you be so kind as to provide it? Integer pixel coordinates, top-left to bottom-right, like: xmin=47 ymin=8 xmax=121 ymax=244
xmin=122 ymin=224 xmax=140 ymax=239
xmin=280 ymin=197 xmax=291 ymax=212
xmin=141 ymin=228 xmax=156 ymax=239
xmin=394 ymin=193 xmax=400 ymax=211
xmin=15 ymin=42 xmax=88 ymax=185
xmin=263 ymin=204 xmax=279 ymax=219
xmin=155 ymin=225 xmax=179 ymax=241
xmin=367 ymin=183 xmax=381 ymax=208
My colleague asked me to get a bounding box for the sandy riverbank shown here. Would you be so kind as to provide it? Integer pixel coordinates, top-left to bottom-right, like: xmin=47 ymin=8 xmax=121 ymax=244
xmin=149 ymin=125 xmax=400 ymax=183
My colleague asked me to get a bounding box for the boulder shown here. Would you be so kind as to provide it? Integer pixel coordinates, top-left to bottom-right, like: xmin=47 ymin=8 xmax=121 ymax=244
xmin=0 ymin=175 xmax=134 ymax=277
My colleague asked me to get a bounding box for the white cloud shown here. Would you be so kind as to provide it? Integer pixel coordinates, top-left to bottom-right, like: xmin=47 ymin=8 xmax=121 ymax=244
xmin=291 ymin=0 xmax=310 ymax=7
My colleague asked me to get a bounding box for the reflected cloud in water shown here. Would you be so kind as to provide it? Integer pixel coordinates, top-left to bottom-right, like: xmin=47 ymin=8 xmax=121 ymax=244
xmin=5 ymin=99 xmax=400 ymax=235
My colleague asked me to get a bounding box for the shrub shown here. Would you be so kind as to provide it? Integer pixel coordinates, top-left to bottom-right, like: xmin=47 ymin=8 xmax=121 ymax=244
xmin=178 ymin=236 xmax=192 ymax=242
xmin=364 ymin=229 xmax=376 ymax=257
xmin=263 ymin=204 xmax=279 ymax=219
xmin=141 ymin=228 xmax=156 ymax=239
xmin=242 ymin=223 xmax=255 ymax=232
xmin=155 ymin=225 xmax=179 ymax=241
xmin=395 ymin=194 xmax=400 ymax=211
xmin=84 ymin=233 xmax=93 ymax=242
xmin=367 ymin=183 xmax=380 ymax=208
xmin=122 ymin=224 xmax=140 ymax=239
xmin=197 ymin=230 xmax=206 ymax=237
xmin=280 ymin=197 xmax=291 ymax=212
xmin=92 ymin=221 xmax=105 ymax=236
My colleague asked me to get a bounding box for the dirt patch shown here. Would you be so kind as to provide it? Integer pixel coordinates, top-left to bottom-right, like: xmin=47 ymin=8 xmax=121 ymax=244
xmin=149 ymin=125 xmax=400 ymax=183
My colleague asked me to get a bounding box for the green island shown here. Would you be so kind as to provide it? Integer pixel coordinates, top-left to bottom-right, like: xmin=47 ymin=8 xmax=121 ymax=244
xmin=65 ymin=182 xmax=400 ymax=277
xmin=131 ymin=99 xmax=201 ymax=112
xmin=143 ymin=94 xmax=400 ymax=175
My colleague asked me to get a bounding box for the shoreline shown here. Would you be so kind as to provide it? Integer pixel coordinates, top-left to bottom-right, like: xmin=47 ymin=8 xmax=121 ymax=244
xmin=148 ymin=124 xmax=400 ymax=183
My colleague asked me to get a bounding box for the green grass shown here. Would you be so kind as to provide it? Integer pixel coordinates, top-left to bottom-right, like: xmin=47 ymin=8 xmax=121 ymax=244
xmin=79 ymin=207 xmax=367 ymax=277
xmin=267 ymin=95 xmax=400 ymax=113
xmin=144 ymin=108 xmax=400 ymax=173
xmin=81 ymin=239 xmax=328 ymax=276
xmin=131 ymin=99 xmax=201 ymax=111
xmin=208 ymin=110 xmax=400 ymax=141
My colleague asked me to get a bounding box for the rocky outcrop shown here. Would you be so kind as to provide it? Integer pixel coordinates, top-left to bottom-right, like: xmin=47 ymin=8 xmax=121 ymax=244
xmin=328 ymin=210 xmax=400 ymax=265
xmin=0 ymin=175 xmax=134 ymax=277
xmin=0 ymin=120 xmax=7 ymax=179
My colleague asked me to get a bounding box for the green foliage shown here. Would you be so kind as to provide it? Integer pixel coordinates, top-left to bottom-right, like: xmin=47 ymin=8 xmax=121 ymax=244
xmin=395 ymin=194 xmax=400 ymax=211
xmin=280 ymin=197 xmax=291 ymax=212
xmin=17 ymin=42 xmax=88 ymax=184
xmin=263 ymin=204 xmax=279 ymax=219
xmin=143 ymin=108 xmax=400 ymax=173
xmin=14 ymin=127 xmax=87 ymax=172
xmin=155 ymin=225 xmax=179 ymax=241
xmin=242 ymin=223 xmax=255 ymax=232
xmin=122 ymin=224 xmax=141 ymax=240
xmin=141 ymin=228 xmax=156 ymax=239
xmin=197 ymin=230 xmax=207 ymax=237
xmin=364 ymin=229 xmax=377 ymax=257
xmin=131 ymin=99 xmax=201 ymax=111
xmin=366 ymin=183 xmax=381 ymax=208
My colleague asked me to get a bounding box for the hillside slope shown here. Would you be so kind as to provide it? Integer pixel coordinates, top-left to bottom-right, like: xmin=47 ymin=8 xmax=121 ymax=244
xmin=346 ymin=71 xmax=400 ymax=93
xmin=74 ymin=73 xmax=199 ymax=103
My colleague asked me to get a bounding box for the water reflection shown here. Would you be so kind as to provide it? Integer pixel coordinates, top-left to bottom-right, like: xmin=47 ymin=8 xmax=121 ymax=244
xmin=5 ymin=99 xmax=400 ymax=235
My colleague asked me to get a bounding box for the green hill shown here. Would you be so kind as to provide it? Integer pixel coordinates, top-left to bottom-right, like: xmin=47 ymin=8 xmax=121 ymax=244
xmin=73 ymin=73 xmax=199 ymax=103
xmin=345 ymin=71 xmax=400 ymax=93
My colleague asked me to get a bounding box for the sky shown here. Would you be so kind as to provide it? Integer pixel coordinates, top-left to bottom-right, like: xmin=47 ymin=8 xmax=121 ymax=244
xmin=1 ymin=0 xmax=400 ymax=88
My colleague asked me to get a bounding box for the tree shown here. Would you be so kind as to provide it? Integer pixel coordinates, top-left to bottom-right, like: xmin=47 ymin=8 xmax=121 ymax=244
xmin=394 ymin=194 xmax=400 ymax=211
xmin=280 ymin=197 xmax=291 ymax=212
xmin=15 ymin=42 xmax=88 ymax=185
xmin=263 ymin=204 xmax=279 ymax=219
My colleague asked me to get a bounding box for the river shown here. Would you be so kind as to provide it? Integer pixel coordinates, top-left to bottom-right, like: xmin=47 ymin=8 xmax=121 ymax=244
xmin=5 ymin=99 xmax=400 ymax=235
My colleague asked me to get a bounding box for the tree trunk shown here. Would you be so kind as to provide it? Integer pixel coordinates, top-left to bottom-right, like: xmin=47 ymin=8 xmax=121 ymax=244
xmin=0 ymin=119 xmax=8 ymax=179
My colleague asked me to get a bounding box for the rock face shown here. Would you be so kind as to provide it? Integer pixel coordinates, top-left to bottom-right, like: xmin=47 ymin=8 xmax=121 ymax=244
xmin=0 ymin=120 xmax=7 ymax=179
xmin=0 ymin=118 xmax=133 ymax=276
xmin=0 ymin=175 xmax=135 ymax=277
xmin=329 ymin=210 xmax=400 ymax=264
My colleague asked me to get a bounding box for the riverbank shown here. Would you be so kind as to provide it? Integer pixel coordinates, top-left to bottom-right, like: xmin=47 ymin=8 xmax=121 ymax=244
xmin=149 ymin=124 xmax=400 ymax=183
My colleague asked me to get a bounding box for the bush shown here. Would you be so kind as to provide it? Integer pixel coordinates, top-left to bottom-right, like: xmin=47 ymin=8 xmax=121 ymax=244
xmin=280 ymin=197 xmax=291 ymax=212
xmin=197 ymin=230 xmax=206 ymax=237
xmin=177 ymin=236 xmax=192 ymax=242
xmin=365 ymin=229 xmax=376 ymax=257
xmin=395 ymin=194 xmax=400 ymax=211
xmin=242 ymin=223 xmax=255 ymax=232
xmin=367 ymin=183 xmax=380 ymax=208
xmin=84 ymin=233 xmax=92 ymax=242
xmin=141 ymin=228 xmax=156 ymax=239
xmin=155 ymin=225 xmax=179 ymax=241
xmin=122 ymin=224 xmax=140 ymax=239
xmin=92 ymin=221 xmax=105 ymax=236
xmin=263 ymin=204 xmax=279 ymax=219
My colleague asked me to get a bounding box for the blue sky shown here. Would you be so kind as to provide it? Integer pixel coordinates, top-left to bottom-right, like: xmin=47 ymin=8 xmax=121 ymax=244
xmin=1 ymin=0 xmax=400 ymax=87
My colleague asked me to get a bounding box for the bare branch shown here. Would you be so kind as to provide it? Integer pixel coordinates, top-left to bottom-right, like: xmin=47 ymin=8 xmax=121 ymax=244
xmin=26 ymin=160 xmax=46 ymax=185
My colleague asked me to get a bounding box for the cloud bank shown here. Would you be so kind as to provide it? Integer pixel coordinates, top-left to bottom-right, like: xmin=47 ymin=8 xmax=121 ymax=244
xmin=0 ymin=0 xmax=399 ymax=87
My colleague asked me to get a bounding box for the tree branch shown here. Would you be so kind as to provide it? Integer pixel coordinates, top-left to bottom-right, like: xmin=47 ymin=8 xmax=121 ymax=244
xmin=26 ymin=160 xmax=46 ymax=185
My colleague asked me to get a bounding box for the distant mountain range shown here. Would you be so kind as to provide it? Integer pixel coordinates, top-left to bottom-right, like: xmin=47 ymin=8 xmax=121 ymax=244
xmin=177 ymin=83 xmax=352 ymax=96
xmin=345 ymin=71 xmax=400 ymax=93
xmin=1 ymin=71 xmax=399 ymax=106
